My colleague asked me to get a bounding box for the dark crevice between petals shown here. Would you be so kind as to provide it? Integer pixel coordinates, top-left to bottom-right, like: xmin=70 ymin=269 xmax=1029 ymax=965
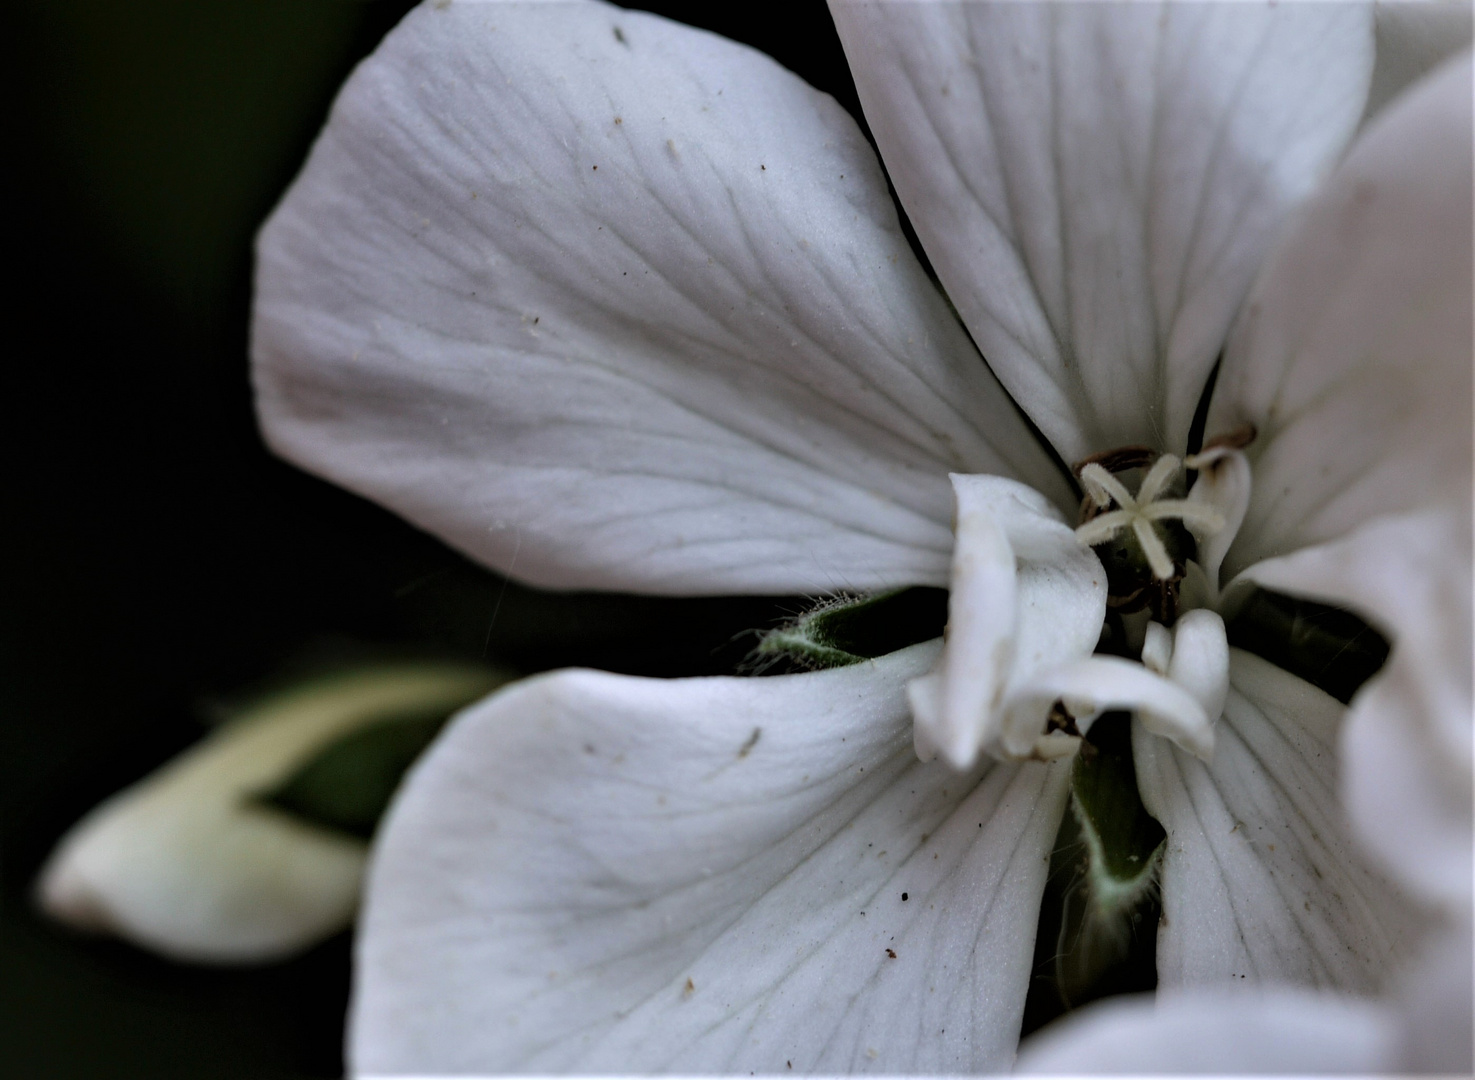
xmin=1227 ymin=587 xmax=1391 ymax=704
xmin=1183 ymin=353 xmax=1222 ymax=489
xmin=1021 ymin=713 xmax=1164 ymax=1038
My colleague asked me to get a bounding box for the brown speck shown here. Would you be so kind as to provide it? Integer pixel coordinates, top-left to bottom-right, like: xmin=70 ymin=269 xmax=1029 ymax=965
xmin=738 ymin=727 xmax=761 ymax=758
xmin=885 ymin=948 xmax=897 ymax=959
xmin=760 ymin=164 xmax=766 ymax=170
xmin=592 ymin=165 xmax=598 ymax=170
xmin=1268 ymin=843 xmax=1276 ymax=851
xmin=682 ymin=977 xmax=695 ymax=997
xmin=614 ymin=116 xmax=622 ymax=124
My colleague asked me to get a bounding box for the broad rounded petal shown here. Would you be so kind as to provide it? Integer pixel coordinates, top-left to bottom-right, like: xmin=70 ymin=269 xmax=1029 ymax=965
xmin=1016 ymin=987 xmax=1399 ymax=1074
xmin=253 ymin=0 xmax=1070 ymax=597
xmin=351 ymin=645 xmax=1073 ymax=1074
xmin=1239 ymin=509 xmax=1473 ymax=911
xmin=910 ymin=474 xmax=1105 ymax=768
xmin=35 ymin=664 xmax=501 ymax=963
xmin=834 ymin=1 xmax=1373 ymax=463
xmin=1213 ymin=53 xmax=1473 ymax=578
xmin=1364 ymin=0 xmax=1473 ymax=123
xmin=1133 ymin=650 xmax=1419 ymax=993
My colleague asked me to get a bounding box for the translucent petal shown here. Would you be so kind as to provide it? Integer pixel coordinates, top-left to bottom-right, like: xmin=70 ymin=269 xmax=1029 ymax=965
xmin=1134 ymin=650 xmax=1420 ymax=993
xmin=1213 ymin=55 xmax=1472 ymax=580
xmin=253 ymin=0 xmax=1068 ymax=595
xmin=1017 ymin=987 xmax=1398 ymax=1074
xmin=834 ymin=1 xmax=1372 ymax=461
xmin=352 ymin=645 xmax=1071 ymax=1074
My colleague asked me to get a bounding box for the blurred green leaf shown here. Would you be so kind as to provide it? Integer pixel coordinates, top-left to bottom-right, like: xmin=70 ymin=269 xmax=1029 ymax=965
xmin=255 ymin=706 xmax=456 ymax=841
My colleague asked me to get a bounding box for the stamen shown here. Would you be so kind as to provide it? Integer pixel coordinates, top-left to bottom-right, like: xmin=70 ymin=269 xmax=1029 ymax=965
xmin=1132 ymin=518 xmax=1176 ymax=580
xmin=1079 ymin=463 xmax=1136 ymax=510
xmin=1135 ymin=454 xmax=1181 ymax=504
xmin=1073 ymin=509 xmax=1134 ymax=547
xmin=1074 ymin=451 xmax=1229 ymax=585
xmin=1141 ymin=499 xmax=1225 ymax=533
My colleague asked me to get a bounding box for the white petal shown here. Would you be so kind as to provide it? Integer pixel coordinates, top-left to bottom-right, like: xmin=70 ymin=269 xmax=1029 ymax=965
xmin=35 ymin=664 xmax=502 ymax=963
xmin=1141 ymin=620 xmax=1172 ymax=676
xmin=253 ymin=0 xmax=1070 ymax=596
xmin=833 ymin=1 xmax=1373 ymax=462
xmin=1016 ymin=987 xmax=1399 ymax=1074
xmin=1393 ymin=910 xmax=1474 ymax=1072
xmin=1133 ymin=650 xmax=1419 ymax=993
xmin=1365 ymin=0 xmax=1473 ymax=123
xmin=351 ymin=645 xmax=1071 ymax=1074
xmin=1168 ymin=608 xmax=1229 ymax=724
xmin=1184 ymin=447 xmax=1251 ymax=599
xmin=1239 ymin=509 xmax=1473 ymax=911
xmin=1005 ymin=656 xmax=1213 ymax=762
xmin=909 ymin=474 xmax=1105 ymax=769
xmin=1212 ymin=53 xmax=1473 ymax=579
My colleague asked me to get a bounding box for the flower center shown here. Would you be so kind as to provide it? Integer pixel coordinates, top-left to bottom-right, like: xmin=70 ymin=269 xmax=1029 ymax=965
xmin=1072 ymin=448 xmax=1226 ymax=625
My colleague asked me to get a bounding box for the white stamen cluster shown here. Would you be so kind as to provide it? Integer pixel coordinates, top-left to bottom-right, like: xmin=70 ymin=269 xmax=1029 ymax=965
xmin=1073 ymin=454 xmax=1225 ymax=580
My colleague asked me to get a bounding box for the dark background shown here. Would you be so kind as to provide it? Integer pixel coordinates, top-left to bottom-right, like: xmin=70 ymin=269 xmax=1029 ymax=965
xmin=3 ymin=2 xmax=858 ymax=1075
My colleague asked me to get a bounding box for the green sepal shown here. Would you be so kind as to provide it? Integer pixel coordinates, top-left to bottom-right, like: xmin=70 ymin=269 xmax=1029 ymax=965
xmin=253 ymin=707 xmax=459 ymax=840
xmin=1071 ymin=715 xmax=1166 ymax=909
xmin=1027 ymin=714 xmax=1165 ymax=1021
xmin=751 ymin=587 xmax=948 ymax=670
xmin=1227 ymin=587 xmax=1389 ymax=704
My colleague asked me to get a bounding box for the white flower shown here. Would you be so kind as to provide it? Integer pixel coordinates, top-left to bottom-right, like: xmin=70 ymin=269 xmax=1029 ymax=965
xmin=250 ymin=0 xmax=1471 ymax=1072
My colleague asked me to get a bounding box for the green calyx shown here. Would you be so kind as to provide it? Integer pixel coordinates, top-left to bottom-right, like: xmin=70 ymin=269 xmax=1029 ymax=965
xmin=1070 ymin=715 xmax=1166 ymax=914
xmin=751 ymin=586 xmax=948 ymax=671
xmin=1023 ymin=713 xmax=1165 ymax=1031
